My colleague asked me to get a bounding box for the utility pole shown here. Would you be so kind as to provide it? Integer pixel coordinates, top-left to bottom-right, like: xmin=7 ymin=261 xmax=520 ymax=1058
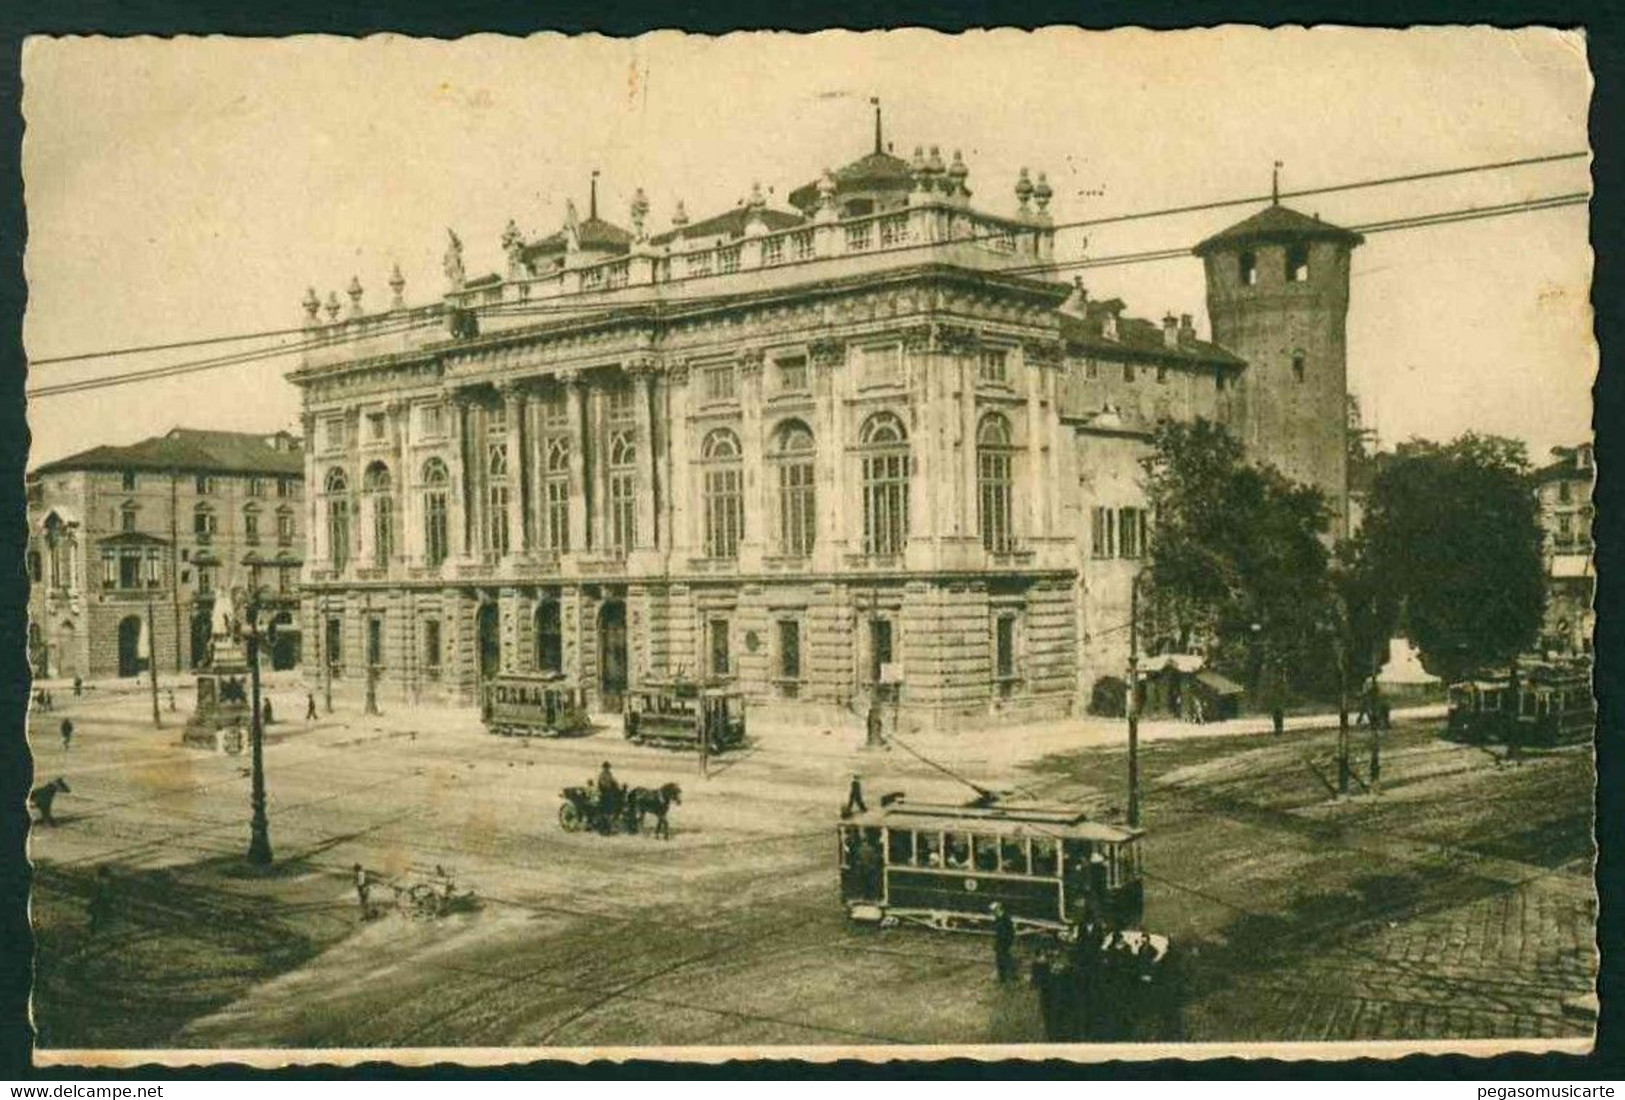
xmin=322 ymin=596 xmax=333 ymax=714
xmin=146 ymin=595 xmax=161 ymax=729
xmin=1126 ymin=569 xmax=1143 ymax=828
xmin=246 ymin=595 xmax=273 ymax=865
xmin=1336 ymin=634 xmax=1350 ymax=795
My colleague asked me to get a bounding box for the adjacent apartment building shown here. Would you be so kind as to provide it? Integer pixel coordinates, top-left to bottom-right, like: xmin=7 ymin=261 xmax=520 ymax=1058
xmin=1535 ymin=441 xmax=1595 ymax=655
xmin=27 ymin=428 xmax=305 ymax=681
xmin=288 ymin=130 xmax=1358 ymax=727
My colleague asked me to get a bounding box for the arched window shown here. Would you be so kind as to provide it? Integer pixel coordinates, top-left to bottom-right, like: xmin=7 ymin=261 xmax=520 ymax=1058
xmin=773 ymin=421 xmax=816 ymax=558
xmin=421 ymin=458 xmax=449 ymax=567
xmin=859 ymin=412 xmax=910 ymax=556
xmin=977 ymin=414 xmax=1014 ymax=553
xmin=702 ymin=428 xmax=744 ymax=559
xmin=543 ymin=437 xmax=570 ymax=553
xmin=324 ymin=467 xmax=350 ymax=571
xmin=1239 ymin=250 xmax=1258 ymax=286
xmin=1286 ymin=244 xmax=1310 ymax=283
xmin=535 ymin=598 xmax=563 ymax=674
xmin=608 ymin=429 xmax=636 ymax=554
xmin=1291 ymin=349 xmax=1307 ymax=383
xmin=364 ymin=461 xmax=393 ymax=568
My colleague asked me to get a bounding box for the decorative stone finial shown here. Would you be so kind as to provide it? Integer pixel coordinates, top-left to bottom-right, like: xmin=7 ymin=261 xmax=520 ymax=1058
xmin=388 ymin=263 xmax=406 ymax=308
xmin=501 ymin=219 xmax=524 ymax=259
xmin=747 ymin=181 xmax=766 ymax=210
xmin=948 ymin=150 xmax=970 ymax=197
xmin=817 ymin=168 xmax=837 ymax=207
xmin=443 ymin=228 xmax=465 ymax=290
xmin=346 ymin=275 xmax=364 ymax=316
xmin=672 ymin=199 xmax=689 ymax=228
xmin=1033 ymin=171 xmax=1053 ymax=214
xmin=301 ymin=287 xmax=320 ymax=322
xmin=325 ymin=291 xmax=342 ymax=322
xmin=926 ymin=145 xmax=946 ymax=179
xmin=1015 ymin=167 xmax=1034 ymax=211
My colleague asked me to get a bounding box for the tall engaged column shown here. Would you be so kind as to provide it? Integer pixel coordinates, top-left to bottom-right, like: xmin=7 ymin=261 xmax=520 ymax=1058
xmin=810 ymin=339 xmax=846 ymax=561
xmin=630 ymin=360 xmax=658 ymax=551
xmin=737 ymin=349 xmax=765 ymax=562
xmin=446 ymin=392 xmax=471 ymax=561
xmin=502 ymin=382 xmax=527 ymax=558
xmin=562 ymin=371 xmax=588 ymax=555
xmin=666 ymin=363 xmax=692 ymax=561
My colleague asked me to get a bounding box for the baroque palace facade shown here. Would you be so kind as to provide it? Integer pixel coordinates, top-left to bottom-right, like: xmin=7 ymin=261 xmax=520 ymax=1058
xmin=290 ymin=134 xmax=1359 ymax=728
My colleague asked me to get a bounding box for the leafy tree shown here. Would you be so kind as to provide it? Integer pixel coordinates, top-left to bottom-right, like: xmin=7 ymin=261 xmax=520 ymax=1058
xmin=1358 ymin=433 xmax=1544 ymax=683
xmin=1141 ymin=419 xmax=1334 ymax=698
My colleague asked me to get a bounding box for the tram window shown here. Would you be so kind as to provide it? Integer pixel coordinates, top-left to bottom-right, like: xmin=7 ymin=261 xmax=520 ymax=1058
xmin=1031 ymin=838 xmax=1058 ymax=876
xmin=945 ymin=833 xmax=971 ymax=869
xmin=888 ymin=829 xmax=914 ymax=865
xmin=1001 ymin=837 xmax=1030 ymax=875
xmin=839 ymin=826 xmax=858 ymax=869
xmin=916 ymin=832 xmax=941 ymax=867
xmin=1062 ymin=839 xmax=1091 ymax=877
xmin=973 ymin=835 xmax=1000 ymax=872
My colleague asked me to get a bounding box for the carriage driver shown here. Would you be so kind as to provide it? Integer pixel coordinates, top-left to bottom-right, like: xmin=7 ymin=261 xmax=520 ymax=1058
xmin=597 ymin=761 xmax=622 ymax=819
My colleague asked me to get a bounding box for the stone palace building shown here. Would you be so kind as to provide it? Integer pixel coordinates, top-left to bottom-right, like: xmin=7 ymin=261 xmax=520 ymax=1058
xmin=1535 ymin=441 xmax=1595 ymax=656
xmin=27 ymin=428 xmax=305 ymax=681
xmin=289 ymin=130 xmax=1359 ymax=728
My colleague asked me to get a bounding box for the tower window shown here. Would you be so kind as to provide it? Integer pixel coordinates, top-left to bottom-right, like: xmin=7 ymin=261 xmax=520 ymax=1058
xmin=1239 ymin=251 xmax=1258 ymax=286
xmin=1287 ymin=244 xmax=1310 ymax=283
xmin=1291 ymin=351 xmax=1307 ymax=383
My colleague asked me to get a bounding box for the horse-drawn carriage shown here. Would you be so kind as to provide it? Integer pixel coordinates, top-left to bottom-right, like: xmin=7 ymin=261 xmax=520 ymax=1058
xmin=623 ymin=676 xmax=746 ymax=755
xmin=558 ymin=778 xmax=683 ymax=839
xmin=483 ymin=672 xmax=591 ymax=738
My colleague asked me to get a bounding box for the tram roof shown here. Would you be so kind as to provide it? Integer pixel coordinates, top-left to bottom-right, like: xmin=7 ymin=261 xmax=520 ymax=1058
xmin=847 ymin=800 xmax=1143 ymax=842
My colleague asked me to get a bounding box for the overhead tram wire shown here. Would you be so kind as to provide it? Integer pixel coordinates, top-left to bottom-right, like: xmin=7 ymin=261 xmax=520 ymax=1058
xmin=26 ymin=149 xmax=1588 ymax=371
xmin=25 ymin=190 xmax=1592 ymax=403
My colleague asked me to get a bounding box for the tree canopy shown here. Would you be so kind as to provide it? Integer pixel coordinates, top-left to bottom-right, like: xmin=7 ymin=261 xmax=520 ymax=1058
xmin=1357 ymin=433 xmax=1545 ymax=683
xmin=1141 ymin=418 xmax=1333 ymax=696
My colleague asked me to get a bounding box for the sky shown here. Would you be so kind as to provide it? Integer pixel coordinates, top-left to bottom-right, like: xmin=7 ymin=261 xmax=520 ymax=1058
xmin=20 ymin=27 xmax=1594 ymax=468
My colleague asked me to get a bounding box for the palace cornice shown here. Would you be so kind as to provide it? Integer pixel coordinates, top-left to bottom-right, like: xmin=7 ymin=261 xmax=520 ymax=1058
xmin=292 ymin=262 xmax=1072 ymax=390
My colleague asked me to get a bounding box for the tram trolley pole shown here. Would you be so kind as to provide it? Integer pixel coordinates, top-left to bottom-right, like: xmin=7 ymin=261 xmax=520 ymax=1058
xmin=1127 ymin=568 xmax=1145 ymax=828
xmin=146 ymin=595 xmax=162 ymax=729
xmin=246 ymin=594 xmax=273 ymax=865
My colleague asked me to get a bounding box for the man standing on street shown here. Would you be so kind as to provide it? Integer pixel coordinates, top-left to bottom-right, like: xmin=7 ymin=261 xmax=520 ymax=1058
xmin=353 ymin=863 xmax=370 ymax=918
xmin=991 ymin=902 xmax=1017 ymax=983
xmin=306 ymin=692 xmax=318 ymax=721
xmin=60 ymin=717 xmax=73 ymax=751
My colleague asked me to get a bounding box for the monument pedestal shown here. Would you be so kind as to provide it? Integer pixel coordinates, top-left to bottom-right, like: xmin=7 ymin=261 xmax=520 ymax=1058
xmin=183 ymin=645 xmax=252 ymax=751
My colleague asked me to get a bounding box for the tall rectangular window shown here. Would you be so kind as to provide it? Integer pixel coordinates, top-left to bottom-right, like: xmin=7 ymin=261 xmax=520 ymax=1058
xmin=777 ymin=620 xmax=801 ymax=681
xmin=776 ymin=355 xmax=808 ymax=393
xmin=704 ymin=467 xmax=744 ymax=559
xmin=708 ymin=619 xmax=731 ymax=677
xmin=367 ymin=616 xmax=383 ymax=669
xmin=195 ymin=474 xmax=214 ymax=495
xmin=277 ymin=511 xmax=295 ymax=544
xmin=609 ymin=472 xmax=636 ymax=555
xmin=779 ymin=461 xmax=816 ymax=557
xmin=862 ymin=344 xmax=901 ymax=386
xmin=1118 ymin=506 xmax=1144 ymax=558
xmin=705 ymin=365 xmax=737 ymax=403
xmin=536 ymin=599 xmax=563 ymax=675
xmin=1090 ymin=507 xmax=1116 ymax=559
xmin=121 ymin=508 xmax=137 ymax=533
xmin=423 ymin=620 xmax=442 ymax=678
xmin=119 ymin=553 xmax=141 ymax=590
xmin=122 ymin=471 xmax=137 ymax=491
xmin=420 ymin=404 xmax=444 ymax=438
xmin=978 ymin=348 xmax=1008 ymax=383
xmin=247 ymin=477 xmax=265 ymax=498
xmin=325 ymin=616 xmax=343 ymax=672
xmin=994 ymin=616 xmax=1018 ymax=681
xmin=245 ymin=512 xmax=260 ymax=545
xmin=545 ymin=479 xmax=570 ymax=554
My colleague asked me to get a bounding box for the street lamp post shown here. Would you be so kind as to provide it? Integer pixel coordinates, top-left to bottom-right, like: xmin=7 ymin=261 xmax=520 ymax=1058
xmin=1126 ymin=567 xmax=1149 ymax=828
xmin=146 ymin=595 xmax=162 ymax=730
xmin=322 ymin=596 xmax=333 ymax=714
xmin=245 ymin=593 xmax=273 ymax=865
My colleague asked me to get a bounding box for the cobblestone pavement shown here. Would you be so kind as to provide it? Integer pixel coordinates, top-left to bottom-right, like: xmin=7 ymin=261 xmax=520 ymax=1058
xmin=27 ymin=677 xmax=1596 ymax=1052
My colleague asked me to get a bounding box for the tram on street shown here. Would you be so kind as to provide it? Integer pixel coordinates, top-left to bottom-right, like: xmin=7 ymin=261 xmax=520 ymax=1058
xmin=623 ymin=675 xmax=748 ymax=754
xmin=482 ymin=672 xmax=591 ymax=738
xmin=1446 ymin=659 xmax=1594 ymax=747
xmin=839 ymin=796 xmax=1147 ymax=933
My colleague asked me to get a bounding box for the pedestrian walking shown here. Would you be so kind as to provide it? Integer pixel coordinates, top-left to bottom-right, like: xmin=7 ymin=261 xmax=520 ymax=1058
xmin=87 ymin=866 xmax=113 ymax=934
xmin=842 ymin=773 xmax=868 ymax=818
xmin=866 ymin=702 xmax=885 ymax=747
xmin=72 ymin=675 xmax=82 ymax=698
xmin=167 ymin=688 xmax=176 ymax=712
xmin=353 ymin=863 xmax=371 ymax=918
xmin=306 ymin=692 xmax=318 ymax=721
xmin=59 ymin=717 xmax=73 ymax=751
xmin=991 ymin=902 xmax=1016 ymax=983
xmin=261 ymin=697 xmax=274 ymax=727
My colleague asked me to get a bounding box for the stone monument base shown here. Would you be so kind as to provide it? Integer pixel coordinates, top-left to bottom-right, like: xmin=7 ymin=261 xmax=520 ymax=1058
xmin=183 ymin=663 xmax=252 ymax=752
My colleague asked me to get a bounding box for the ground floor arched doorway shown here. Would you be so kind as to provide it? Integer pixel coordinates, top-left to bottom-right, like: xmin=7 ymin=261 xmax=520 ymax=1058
xmin=598 ymin=600 xmax=628 ymax=711
xmin=117 ymin=614 xmax=144 ymax=678
xmin=269 ymin=611 xmax=298 ymax=670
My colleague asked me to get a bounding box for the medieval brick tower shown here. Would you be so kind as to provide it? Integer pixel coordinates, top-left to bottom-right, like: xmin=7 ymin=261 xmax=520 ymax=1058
xmin=1195 ymin=203 xmax=1363 ymax=539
